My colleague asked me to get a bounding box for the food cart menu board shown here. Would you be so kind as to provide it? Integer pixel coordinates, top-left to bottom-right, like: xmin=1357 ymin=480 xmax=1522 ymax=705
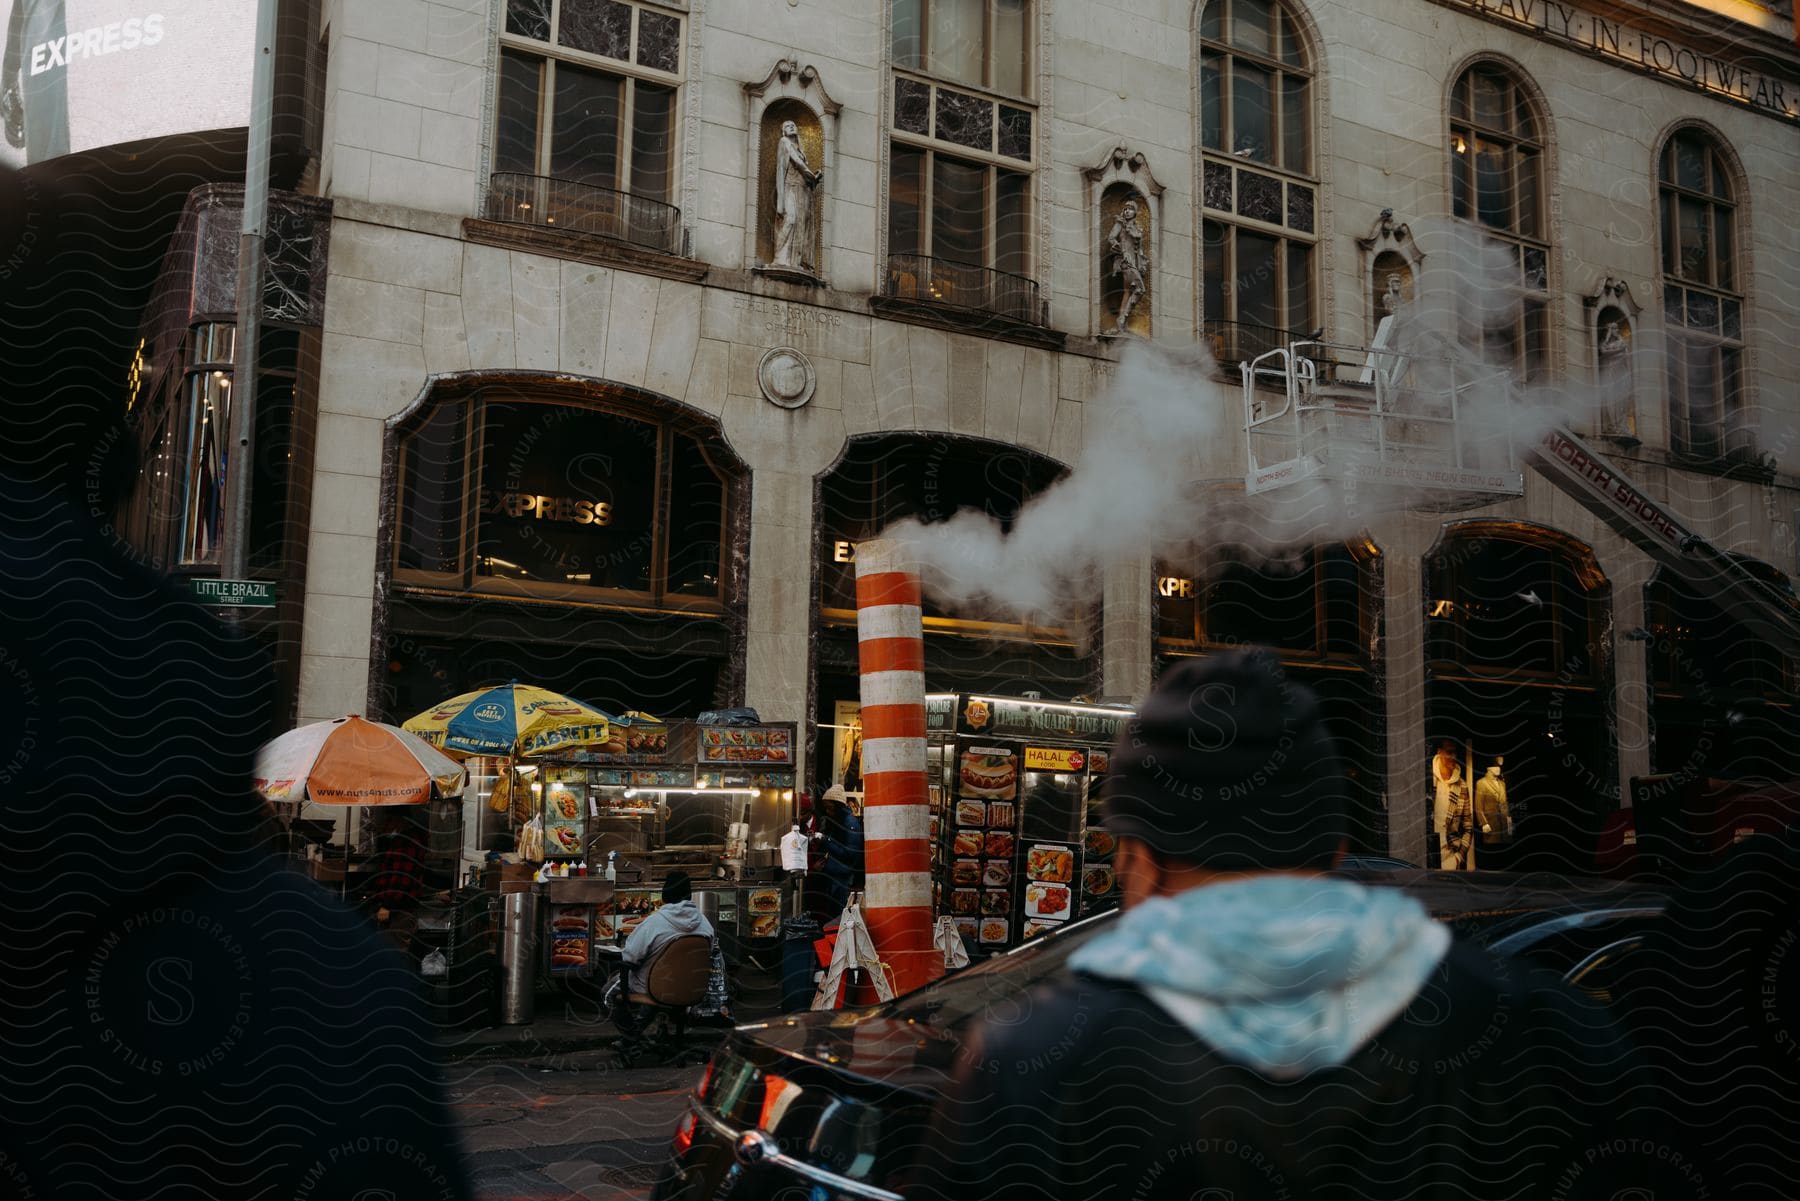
xmin=744 ymin=887 xmax=782 ymax=939
xmin=543 ymin=770 xmax=587 ymax=858
xmin=1081 ymin=826 xmax=1118 ymax=914
xmin=1022 ymin=841 xmax=1081 ymax=942
xmin=698 ymin=726 xmax=793 ymax=764
xmin=1078 ymin=748 xmax=1117 ymax=915
xmin=951 ymin=745 xmax=1017 ymax=947
xmin=548 ymin=904 xmax=592 ymax=974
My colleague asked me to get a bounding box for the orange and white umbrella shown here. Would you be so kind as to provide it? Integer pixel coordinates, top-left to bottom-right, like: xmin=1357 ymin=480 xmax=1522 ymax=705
xmin=254 ymin=715 xmax=468 ymax=807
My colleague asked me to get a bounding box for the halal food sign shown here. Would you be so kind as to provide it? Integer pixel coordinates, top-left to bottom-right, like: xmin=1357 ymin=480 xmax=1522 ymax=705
xmin=1024 ymin=746 xmax=1086 ymax=772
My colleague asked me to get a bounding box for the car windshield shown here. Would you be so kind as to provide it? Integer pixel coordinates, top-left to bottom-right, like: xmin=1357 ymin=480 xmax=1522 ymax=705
xmin=871 ymin=909 xmax=1120 ymax=1031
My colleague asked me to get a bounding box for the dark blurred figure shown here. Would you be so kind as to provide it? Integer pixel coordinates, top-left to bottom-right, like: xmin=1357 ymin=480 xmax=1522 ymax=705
xmin=815 ymin=784 xmax=864 ymax=916
xmin=360 ymin=808 xmax=429 ymax=947
xmin=0 ymin=167 xmax=472 ymax=1198
xmin=1617 ymin=831 xmax=1800 ymax=1196
xmin=911 ymin=651 xmax=1651 ymax=1201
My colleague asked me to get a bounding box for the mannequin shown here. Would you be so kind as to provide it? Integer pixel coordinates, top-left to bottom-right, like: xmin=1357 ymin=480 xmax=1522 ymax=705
xmin=1431 ymin=741 xmax=1476 ymax=871
xmin=780 ymin=821 xmax=811 ymax=918
xmin=1474 ymin=759 xmax=1512 ymax=846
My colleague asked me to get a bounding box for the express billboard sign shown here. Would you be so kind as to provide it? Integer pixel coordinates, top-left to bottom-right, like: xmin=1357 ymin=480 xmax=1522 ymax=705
xmin=1 ymin=1 xmax=255 ymax=168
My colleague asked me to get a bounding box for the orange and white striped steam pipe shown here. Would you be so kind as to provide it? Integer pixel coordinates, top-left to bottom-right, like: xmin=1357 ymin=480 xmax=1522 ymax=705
xmin=853 ymin=538 xmax=941 ymax=994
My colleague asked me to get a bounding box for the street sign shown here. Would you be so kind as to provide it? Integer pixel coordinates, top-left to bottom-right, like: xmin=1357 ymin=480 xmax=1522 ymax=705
xmin=190 ymin=578 xmax=279 ymax=607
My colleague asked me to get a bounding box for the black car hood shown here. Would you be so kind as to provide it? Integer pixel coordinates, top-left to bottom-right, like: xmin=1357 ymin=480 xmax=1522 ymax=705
xmin=729 ymin=869 xmax=1650 ymax=1094
xmin=732 ymin=1011 xmax=964 ymax=1096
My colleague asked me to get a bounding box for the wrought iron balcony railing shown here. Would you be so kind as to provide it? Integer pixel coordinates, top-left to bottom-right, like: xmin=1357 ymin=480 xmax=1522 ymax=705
xmin=484 ymin=172 xmax=682 ymax=256
xmin=884 ymin=254 xmax=1042 ymax=325
xmin=1203 ymin=320 xmax=1306 ymax=367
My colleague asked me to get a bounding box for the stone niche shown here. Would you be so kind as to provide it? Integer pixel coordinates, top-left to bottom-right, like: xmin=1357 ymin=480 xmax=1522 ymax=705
xmin=1085 ymin=147 xmax=1164 ymax=339
xmin=1355 ymin=209 xmax=1425 ymax=346
xmin=745 ymin=60 xmax=840 ymax=283
xmin=1585 ymin=276 xmax=1641 ymax=443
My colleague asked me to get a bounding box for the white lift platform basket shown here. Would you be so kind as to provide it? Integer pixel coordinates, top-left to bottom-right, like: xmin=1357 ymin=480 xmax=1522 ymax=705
xmin=1242 ymin=329 xmax=1525 ymax=508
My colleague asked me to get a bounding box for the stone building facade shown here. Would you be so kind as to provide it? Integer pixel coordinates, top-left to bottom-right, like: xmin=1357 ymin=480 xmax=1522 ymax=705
xmin=277 ymin=0 xmax=1799 ymax=862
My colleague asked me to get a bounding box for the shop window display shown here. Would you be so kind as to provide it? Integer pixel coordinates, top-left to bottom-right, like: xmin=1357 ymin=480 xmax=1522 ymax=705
xmin=1423 ymin=527 xmax=1610 ymax=874
xmin=1153 ymin=540 xmax=1386 ymax=853
xmin=1645 ymin=565 xmax=1799 ymax=782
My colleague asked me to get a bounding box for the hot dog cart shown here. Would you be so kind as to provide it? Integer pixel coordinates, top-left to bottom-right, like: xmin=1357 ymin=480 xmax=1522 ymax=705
xmin=517 ymin=718 xmax=800 ymax=979
xmin=922 ymin=694 xmax=1136 ymax=953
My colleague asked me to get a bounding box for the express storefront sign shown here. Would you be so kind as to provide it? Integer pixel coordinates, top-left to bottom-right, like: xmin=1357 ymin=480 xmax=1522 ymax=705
xmin=478 ymin=489 xmax=614 ymax=526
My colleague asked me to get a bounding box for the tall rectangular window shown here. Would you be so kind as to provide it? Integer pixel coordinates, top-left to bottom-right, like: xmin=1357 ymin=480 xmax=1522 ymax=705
xmin=1449 ymin=65 xmax=1551 ymax=382
xmin=1658 ymin=129 xmax=1744 ymax=464
xmin=493 ymin=0 xmax=683 ymax=239
xmin=1199 ymin=0 xmax=1316 ymax=364
xmin=887 ymin=1 xmax=1037 ymax=319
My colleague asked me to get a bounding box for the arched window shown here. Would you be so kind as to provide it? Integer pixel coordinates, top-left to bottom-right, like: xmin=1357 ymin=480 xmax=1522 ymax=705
xmin=1657 ymin=128 xmax=1744 ymax=462
xmin=1645 ymin=563 xmax=1797 ymax=780
xmin=1199 ymin=0 xmax=1317 ymax=364
xmin=1449 ymin=63 xmax=1550 ymax=382
xmin=393 ymin=388 xmax=738 ymax=607
xmin=1153 ymin=540 xmax=1385 ymax=852
xmin=1422 ymin=525 xmax=1612 ymax=875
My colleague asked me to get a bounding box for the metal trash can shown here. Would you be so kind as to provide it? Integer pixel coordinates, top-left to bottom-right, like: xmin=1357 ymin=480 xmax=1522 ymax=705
xmin=780 ymin=915 xmax=822 ymax=1012
xmin=497 ymin=889 xmax=540 ymax=1025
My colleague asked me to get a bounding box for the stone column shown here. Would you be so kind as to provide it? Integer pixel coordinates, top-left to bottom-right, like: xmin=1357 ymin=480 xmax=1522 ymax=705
xmin=1376 ymin=518 xmax=1429 ymax=863
xmin=1608 ymin=551 xmax=1655 ymax=805
xmin=742 ymin=467 xmax=817 ymax=783
xmin=1102 ymin=555 xmax=1156 ymax=701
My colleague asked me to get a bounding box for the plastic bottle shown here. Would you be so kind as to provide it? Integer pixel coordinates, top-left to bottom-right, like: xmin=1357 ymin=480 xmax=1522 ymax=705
xmin=605 ymin=851 xmax=617 ymax=882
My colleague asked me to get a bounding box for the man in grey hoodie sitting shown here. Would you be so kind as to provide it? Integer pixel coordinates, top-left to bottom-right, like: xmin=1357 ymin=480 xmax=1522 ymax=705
xmin=612 ymin=871 xmax=714 ymax=1036
xmin=910 ymin=650 xmax=1654 ymax=1201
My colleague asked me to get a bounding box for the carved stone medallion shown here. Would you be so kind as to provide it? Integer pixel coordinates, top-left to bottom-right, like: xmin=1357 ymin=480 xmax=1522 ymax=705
xmin=758 ymin=347 xmax=817 ymax=409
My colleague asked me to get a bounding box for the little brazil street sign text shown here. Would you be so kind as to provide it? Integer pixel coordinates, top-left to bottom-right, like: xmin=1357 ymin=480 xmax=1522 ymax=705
xmin=1435 ymin=0 xmax=1798 ymax=123
xmin=191 ymin=578 xmax=279 ymax=608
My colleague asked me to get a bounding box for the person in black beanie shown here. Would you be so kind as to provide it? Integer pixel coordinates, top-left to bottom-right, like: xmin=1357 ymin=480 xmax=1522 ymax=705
xmin=910 ymin=649 xmax=1652 ymax=1201
xmin=0 ymin=167 xmax=472 ymax=1200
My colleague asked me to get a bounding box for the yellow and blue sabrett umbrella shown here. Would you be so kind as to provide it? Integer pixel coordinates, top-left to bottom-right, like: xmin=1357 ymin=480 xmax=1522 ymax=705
xmin=403 ymin=682 xmax=616 ymax=758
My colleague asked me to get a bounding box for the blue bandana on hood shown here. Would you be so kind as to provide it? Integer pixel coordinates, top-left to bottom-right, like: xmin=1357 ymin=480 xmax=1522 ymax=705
xmin=1068 ymin=875 xmax=1450 ymax=1079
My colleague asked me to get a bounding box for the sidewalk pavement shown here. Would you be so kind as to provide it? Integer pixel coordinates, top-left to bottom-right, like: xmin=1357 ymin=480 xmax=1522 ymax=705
xmin=436 ymin=961 xmax=792 ymax=1063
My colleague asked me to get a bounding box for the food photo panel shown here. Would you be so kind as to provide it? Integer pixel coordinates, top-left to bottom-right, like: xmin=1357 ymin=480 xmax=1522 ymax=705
xmin=958 ymin=747 xmax=1018 ymax=800
xmin=1025 ymin=844 xmax=1075 ymax=883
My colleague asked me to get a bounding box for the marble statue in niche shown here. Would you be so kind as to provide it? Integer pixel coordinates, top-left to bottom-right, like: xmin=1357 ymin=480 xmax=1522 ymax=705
xmin=1108 ymin=198 xmax=1149 ymax=333
xmin=1099 ymin=183 xmax=1152 ymax=336
xmin=769 ymin=118 xmax=823 ymax=272
xmin=1369 ymin=251 xmax=1414 ymax=340
xmin=1381 ymin=273 xmax=1404 ymax=315
xmin=1599 ymin=320 xmax=1627 ymax=357
xmin=1596 ymin=307 xmax=1634 ymax=437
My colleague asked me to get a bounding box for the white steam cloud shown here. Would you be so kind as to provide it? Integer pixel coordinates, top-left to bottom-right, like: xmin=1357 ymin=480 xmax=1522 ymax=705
xmin=883 ymin=220 xmax=1624 ymax=629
